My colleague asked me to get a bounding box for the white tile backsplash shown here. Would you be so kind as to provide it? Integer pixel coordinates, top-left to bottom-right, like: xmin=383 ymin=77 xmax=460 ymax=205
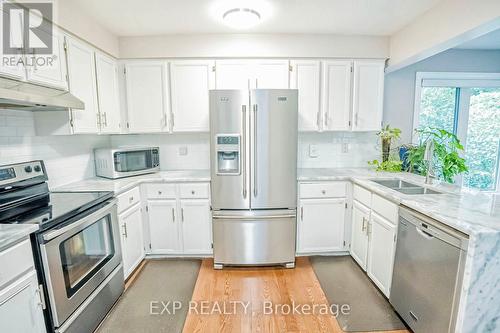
xmin=0 ymin=110 xmax=110 ymax=188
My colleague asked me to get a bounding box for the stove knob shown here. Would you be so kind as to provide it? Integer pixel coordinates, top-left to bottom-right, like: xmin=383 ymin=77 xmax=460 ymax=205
xmin=34 ymin=165 xmax=41 ymax=172
xmin=24 ymin=166 xmax=33 ymax=173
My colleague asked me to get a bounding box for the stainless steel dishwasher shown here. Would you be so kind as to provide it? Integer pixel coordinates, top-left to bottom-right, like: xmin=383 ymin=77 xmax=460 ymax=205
xmin=390 ymin=207 xmax=468 ymax=333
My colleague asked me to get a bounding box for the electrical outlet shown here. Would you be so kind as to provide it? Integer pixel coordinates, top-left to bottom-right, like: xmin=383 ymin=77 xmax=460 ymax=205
xmin=179 ymin=146 xmax=188 ymax=156
xmin=342 ymin=143 xmax=349 ymax=153
xmin=309 ymin=144 xmax=319 ymax=158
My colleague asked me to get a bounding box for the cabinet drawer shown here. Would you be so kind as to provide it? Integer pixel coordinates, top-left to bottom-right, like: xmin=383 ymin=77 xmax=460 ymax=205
xmin=0 ymin=239 xmax=34 ymax=289
xmin=299 ymin=182 xmax=347 ymax=198
xmin=179 ymin=183 xmax=209 ymax=199
xmin=353 ymin=184 xmax=372 ymax=207
xmin=146 ymin=183 xmax=176 ymax=199
xmin=371 ymin=193 xmax=398 ymax=225
xmin=117 ymin=186 xmax=141 ymax=213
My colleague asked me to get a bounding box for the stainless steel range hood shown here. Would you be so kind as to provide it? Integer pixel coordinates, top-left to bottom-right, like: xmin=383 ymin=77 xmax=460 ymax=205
xmin=0 ymin=77 xmax=84 ymax=111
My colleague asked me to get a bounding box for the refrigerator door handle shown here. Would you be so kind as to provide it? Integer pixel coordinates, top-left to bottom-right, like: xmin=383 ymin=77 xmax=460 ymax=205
xmin=213 ymin=214 xmax=296 ymax=220
xmin=253 ymin=103 xmax=258 ymax=197
xmin=242 ymin=104 xmax=247 ymax=199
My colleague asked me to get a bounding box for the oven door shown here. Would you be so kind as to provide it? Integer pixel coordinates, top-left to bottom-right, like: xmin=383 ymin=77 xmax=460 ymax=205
xmin=40 ymin=200 xmax=121 ymax=328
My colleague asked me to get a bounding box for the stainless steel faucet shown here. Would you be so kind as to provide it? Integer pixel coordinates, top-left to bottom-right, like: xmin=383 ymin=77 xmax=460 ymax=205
xmin=424 ymin=139 xmax=435 ymax=184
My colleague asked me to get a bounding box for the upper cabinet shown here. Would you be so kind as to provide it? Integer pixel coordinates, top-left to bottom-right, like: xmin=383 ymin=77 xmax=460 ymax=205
xmin=0 ymin=3 xmax=26 ymax=80
xmin=352 ymin=60 xmax=385 ymax=131
xmin=215 ymin=59 xmax=289 ymax=89
xmin=290 ymin=60 xmax=321 ymax=131
xmin=322 ymin=60 xmax=352 ymax=131
xmin=95 ymin=53 xmax=121 ymax=133
xmin=124 ymin=61 xmax=169 ymax=133
xmin=26 ymin=28 xmax=68 ymax=90
xmin=65 ymin=36 xmax=100 ymax=134
xmin=169 ymin=60 xmax=215 ymax=132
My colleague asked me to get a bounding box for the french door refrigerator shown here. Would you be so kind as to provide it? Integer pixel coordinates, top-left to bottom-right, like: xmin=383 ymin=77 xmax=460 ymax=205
xmin=210 ymin=89 xmax=298 ymax=269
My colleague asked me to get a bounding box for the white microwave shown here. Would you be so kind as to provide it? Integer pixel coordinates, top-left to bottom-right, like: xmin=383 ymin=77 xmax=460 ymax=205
xmin=94 ymin=147 xmax=160 ymax=179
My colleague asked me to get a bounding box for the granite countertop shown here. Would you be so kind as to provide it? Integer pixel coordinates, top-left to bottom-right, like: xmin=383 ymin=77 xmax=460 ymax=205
xmin=0 ymin=224 xmax=39 ymax=252
xmin=54 ymin=170 xmax=211 ymax=195
xmin=299 ymin=168 xmax=500 ymax=236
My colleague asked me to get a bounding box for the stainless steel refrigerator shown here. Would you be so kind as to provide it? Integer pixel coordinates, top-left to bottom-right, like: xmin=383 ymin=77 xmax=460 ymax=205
xmin=210 ymin=89 xmax=298 ymax=269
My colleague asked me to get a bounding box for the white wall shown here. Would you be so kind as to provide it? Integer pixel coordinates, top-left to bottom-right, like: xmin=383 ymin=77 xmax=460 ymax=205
xmin=383 ymin=49 xmax=500 ymax=143
xmin=119 ymin=34 xmax=389 ymax=59
xmin=388 ymin=0 xmax=500 ymax=71
xmin=0 ymin=110 xmax=109 ymax=188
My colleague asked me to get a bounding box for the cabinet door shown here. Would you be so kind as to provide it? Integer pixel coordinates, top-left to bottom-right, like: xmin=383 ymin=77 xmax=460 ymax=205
xmin=352 ymin=60 xmax=384 ymax=131
xmin=297 ymin=198 xmax=346 ymax=253
xmin=65 ymin=36 xmax=99 ymax=133
xmin=350 ymin=200 xmax=370 ymax=270
xmin=26 ymin=28 xmax=68 ymax=90
xmin=0 ymin=270 xmax=46 ymax=333
xmin=322 ymin=60 xmax=352 ymax=131
xmin=180 ymin=199 xmax=212 ymax=254
xmin=119 ymin=204 xmax=144 ymax=278
xmin=0 ymin=5 xmax=25 ymax=80
xmin=147 ymin=200 xmax=180 ymax=253
xmin=214 ymin=60 xmax=250 ymax=89
xmin=124 ymin=61 xmax=168 ymax=133
xmin=95 ymin=52 xmax=121 ymax=134
xmin=170 ymin=60 xmax=215 ymax=132
xmin=367 ymin=212 xmax=396 ymax=297
xmin=290 ymin=60 xmax=321 ymax=131
xmin=254 ymin=59 xmax=289 ymax=89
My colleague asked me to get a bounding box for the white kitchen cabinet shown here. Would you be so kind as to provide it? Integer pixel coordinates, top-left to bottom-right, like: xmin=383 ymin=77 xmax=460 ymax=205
xmin=124 ymin=61 xmax=169 ymax=133
xmin=367 ymin=212 xmax=397 ymax=297
xmin=95 ymin=53 xmax=121 ymax=133
xmin=215 ymin=59 xmax=289 ymax=89
xmin=290 ymin=60 xmax=321 ymax=131
xmin=350 ymin=200 xmax=370 ymax=270
xmin=119 ymin=203 xmax=145 ymax=278
xmin=169 ymin=60 xmax=215 ymax=132
xmin=180 ymin=199 xmax=212 ymax=254
xmin=352 ymin=60 xmax=385 ymax=131
xmin=26 ymin=28 xmax=68 ymax=90
xmin=0 ymin=270 xmax=46 ymax=333
xmin=65 ymin=36 xmax=99 ymax=133
xmin=147 ymin=199 xmax=180 ymax=253
xmin=0 ymin=4 xmax=26 ymax=80
xmin=297 ymin=198 xmax=346 ymax=253
xmin=322 ymin=60 xmax=352 ymax=131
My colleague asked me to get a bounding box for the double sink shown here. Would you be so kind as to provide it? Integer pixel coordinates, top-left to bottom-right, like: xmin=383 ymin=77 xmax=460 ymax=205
xmin=371 ymin=179 xmax=442 ymax=195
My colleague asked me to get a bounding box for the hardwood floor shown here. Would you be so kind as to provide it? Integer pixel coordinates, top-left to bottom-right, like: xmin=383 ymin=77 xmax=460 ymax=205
xmin=183 ymin=257 xmax=410 ymax=333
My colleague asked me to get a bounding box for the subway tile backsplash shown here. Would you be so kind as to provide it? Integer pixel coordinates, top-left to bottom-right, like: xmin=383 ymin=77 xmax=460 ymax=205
xmin=0 ymin=109 xmax=380 ymax=188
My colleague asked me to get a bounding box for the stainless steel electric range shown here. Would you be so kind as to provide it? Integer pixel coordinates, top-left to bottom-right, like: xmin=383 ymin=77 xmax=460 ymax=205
xmin=0 ymin=161 xmax=124 ymax=333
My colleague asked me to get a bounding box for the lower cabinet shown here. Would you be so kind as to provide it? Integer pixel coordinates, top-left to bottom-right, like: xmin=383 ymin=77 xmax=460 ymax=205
xmin=118 ymin=203 xmax=145 ymax=278
xmin=145 ymin=183 xmax=212 ymax=255
xmin=147 ymin=199 xmax=181 ymax=253
xmin=350 ymin=200 xmax=370 ymax=270
xmin=367 ymin=212 xmax=396 ymax=297
xmin=297 ymin=182 xmax=348 ymax=254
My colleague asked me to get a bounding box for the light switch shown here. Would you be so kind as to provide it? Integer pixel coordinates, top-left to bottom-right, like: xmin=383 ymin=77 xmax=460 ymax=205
xmin=179 ymin=146 xmax=188 ymax=156
xmin=309 ymin=144 xmax=319 ymax=158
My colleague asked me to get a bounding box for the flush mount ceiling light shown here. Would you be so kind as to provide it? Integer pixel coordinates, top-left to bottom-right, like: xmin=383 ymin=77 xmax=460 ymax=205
xmin=222 ymin=8 xmax=261 ymax=29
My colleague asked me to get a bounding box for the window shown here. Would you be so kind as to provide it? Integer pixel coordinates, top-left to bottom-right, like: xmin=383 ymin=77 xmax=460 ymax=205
xmin=414 ymin=73 xmax=500 ymax=192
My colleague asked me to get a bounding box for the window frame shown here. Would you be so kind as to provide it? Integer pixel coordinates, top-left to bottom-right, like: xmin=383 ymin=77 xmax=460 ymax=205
xmin=413 ymin=72 xmax=500 ymax=192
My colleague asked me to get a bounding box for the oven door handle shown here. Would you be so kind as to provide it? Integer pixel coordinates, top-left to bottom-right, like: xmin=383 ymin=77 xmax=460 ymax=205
xmin=42 ymin=199 xmax=117 ymax=242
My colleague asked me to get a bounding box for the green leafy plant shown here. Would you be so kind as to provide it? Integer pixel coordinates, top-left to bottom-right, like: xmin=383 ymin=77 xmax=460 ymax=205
xmin=406 ymin=128 xmax=468 ymax=183
xmin=368 ymin=159 xmax=403 ymax=172
xmin=377 ymin=125 xmax=402 ymax=162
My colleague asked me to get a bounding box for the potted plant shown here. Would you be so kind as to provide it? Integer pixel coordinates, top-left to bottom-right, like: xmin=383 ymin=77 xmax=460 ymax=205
xmin=406 ymin=128 xmax=468 ymax=183
xmin=368 ymin=124 xmax=403 ymax=172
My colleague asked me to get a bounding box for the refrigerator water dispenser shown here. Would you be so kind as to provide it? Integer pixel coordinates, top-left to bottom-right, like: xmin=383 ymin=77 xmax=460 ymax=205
xmin=216 ymin=134 xmax=240 ymax=175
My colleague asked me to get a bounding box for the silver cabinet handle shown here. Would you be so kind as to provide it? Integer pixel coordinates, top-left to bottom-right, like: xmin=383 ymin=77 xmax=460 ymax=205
xmin=242 ymin=104 xmax=247 ymax=199
xmin=253 ymin=104 xmax=258 ymax=197
xmin=324 ymin=112 xmax=328 ymax=127
xmin=129 ymin=196 xmax=134 ymax=203
xmin=181 ymin=208 xmax=184 ymax=222
xmin=102 ymin=112 xmax=108 ymax=127
xmin=171 ymin=208 xmax=175 ymax=222
xmin=362 ymin=217 xmax=367 ymax=232
xmin=355 ymin=113 xmax=359 ymax=127
xmin=300 ymin=207 xmax=304 ymax=221
xmin=170 ymin=112 xmax=175 ymax=131
xmin=158 ymin=190 xmax=162 ymax=195
xmin=96 ymin=112 xmax=101 ymax=128
xmin=316 ymin=111 xmax=321 ymax=129
xmin=122 ymin=223 xmax=128 ymax=238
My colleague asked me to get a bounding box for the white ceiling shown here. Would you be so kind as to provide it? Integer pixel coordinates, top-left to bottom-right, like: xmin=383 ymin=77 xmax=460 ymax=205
xmin=455 ymin=29 xmax=500 ymax=50
xmin=66 ymin=0 xmax=443 ymax=37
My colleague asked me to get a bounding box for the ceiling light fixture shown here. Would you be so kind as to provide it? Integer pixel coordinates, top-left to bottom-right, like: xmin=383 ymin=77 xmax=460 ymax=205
xmin=222 ymin=7 xmax=261 ymax=29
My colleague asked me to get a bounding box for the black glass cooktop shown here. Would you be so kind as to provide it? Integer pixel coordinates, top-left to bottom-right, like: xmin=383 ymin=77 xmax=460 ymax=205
xmin=1 ymin=191 xmax=113 ymax=231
